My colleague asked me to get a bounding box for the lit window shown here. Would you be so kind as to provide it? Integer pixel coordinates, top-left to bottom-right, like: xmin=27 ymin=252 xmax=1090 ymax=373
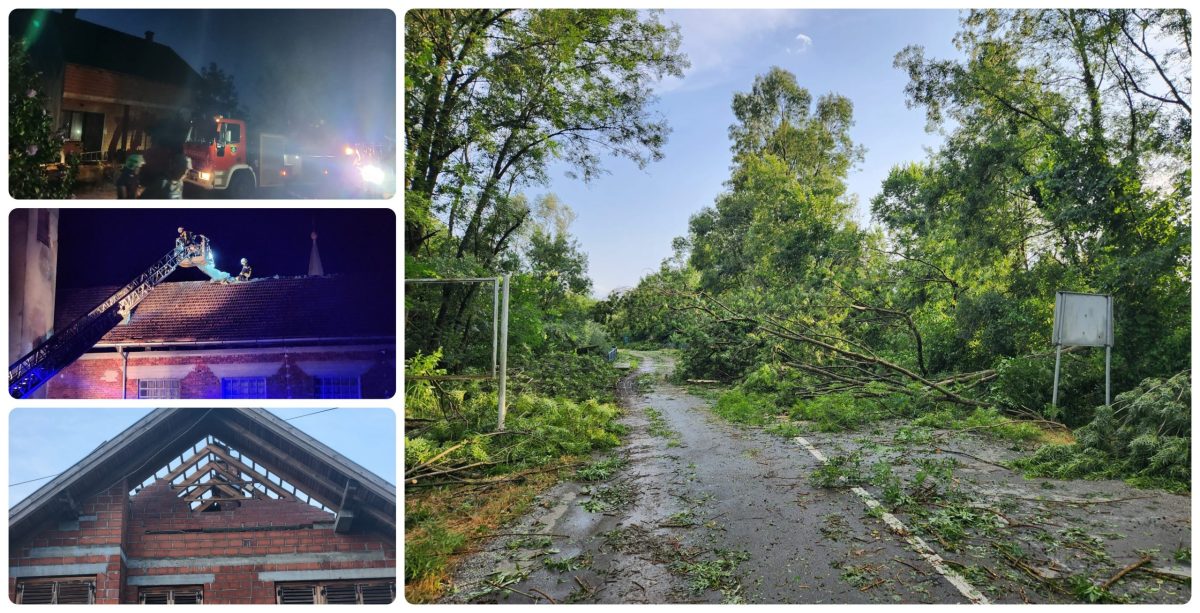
xmin=16 ymin=578 xmax=96 ymax=604
xmin=138 ymin=586 xmax=202 ymax=604
xmin=138 ymin=379 xmax=181 ymax=399
xmin=275 ymin=581 xmax=394 ymax=604
xmin=314 ymin=376 xmax=361 ymax=399
xmin=221 ymin=377 xmax=267 ymax=399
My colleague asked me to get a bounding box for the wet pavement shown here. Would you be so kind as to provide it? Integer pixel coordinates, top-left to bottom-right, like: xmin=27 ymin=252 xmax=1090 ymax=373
xmin=443 ymin=351 xmax=1190 ymax=604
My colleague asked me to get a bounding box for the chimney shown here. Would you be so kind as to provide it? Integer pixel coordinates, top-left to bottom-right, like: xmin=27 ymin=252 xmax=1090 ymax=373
xmin=62 ymin=9 xmax=78 ymax=19
xmin=144 ymin=31 xmax=155 ymax=42
xmin=308 ymin=231 xmax=325 ymax=276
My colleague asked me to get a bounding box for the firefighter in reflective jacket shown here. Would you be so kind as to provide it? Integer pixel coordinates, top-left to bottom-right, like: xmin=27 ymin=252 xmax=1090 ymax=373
xmin=238 ymin=258 xmax=253 ymax=282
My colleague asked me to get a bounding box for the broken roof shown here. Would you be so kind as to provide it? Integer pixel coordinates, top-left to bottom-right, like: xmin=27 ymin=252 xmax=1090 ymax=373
xmin=10 ymin=9 xmax=201 ymax=87
xmin=10 ymin=408 xmax=396 ymax=538
xmin=55 ymin=275 xmax=395 ymax=346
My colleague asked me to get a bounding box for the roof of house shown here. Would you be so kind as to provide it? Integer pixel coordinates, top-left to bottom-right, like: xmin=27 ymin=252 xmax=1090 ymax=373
xmin=10 ymin=408 xmax=396 ymax=538
xmin=55 ymin=275 xmax=395 ymax=346
xmin=10 ymin=9 xmax=201 ymax=87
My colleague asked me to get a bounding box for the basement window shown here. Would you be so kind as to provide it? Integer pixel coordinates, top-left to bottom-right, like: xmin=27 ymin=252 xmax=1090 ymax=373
xmin=138 ymin=378 xmax=181 ymax=399
xmin=314 ymin=376 xmax=361 ymax=399
xmin=15 ymin=577 xmax=96 ymax=604
xmin=138 ymin=586 xmax=203 ymax=604
xmin=275 ymin=581 xmax=395 ymax=604
xmin=221 ymin=377 xmax=267 ymax=399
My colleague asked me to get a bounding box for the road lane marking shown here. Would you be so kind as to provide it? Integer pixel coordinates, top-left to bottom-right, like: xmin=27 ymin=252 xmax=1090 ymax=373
xmin=793 ymin=436 xmax=990 ymax=605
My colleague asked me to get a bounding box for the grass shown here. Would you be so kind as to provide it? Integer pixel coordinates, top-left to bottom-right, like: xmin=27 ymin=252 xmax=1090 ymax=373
xmin=404 ymin=467 xmax=565 ymax=602
xmin=712 ymin=390 xmax=774 ymax=425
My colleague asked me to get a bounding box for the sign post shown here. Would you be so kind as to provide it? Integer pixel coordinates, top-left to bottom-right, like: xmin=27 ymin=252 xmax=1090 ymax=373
xmin=1051 ymin=291 xmax=1113 ymax=408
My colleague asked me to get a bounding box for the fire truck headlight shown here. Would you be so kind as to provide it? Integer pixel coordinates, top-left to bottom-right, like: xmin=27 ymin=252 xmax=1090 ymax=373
xmin=360 ymin=164 xmax=385 ymax=185
xmin=344 ymin=145 xmax=356 ymax=156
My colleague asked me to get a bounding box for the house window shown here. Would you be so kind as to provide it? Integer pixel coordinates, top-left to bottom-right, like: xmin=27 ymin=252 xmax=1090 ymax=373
xmin=138 ymin=586 xmax=202 ymax=604
xmin=15 ymin=577 xmax=96 ymax=604
xmin=138 ymin=379 xmax=181 ymax=399
xmin=314 ymin=376 xmax=361 ymax=399
xmin=221 ymin=377 xmax=267 ymax=399
xmin=275 ymin=581 xmax=395 ymax=604
xmin=37 ymin=210 xmax=51 ymax=246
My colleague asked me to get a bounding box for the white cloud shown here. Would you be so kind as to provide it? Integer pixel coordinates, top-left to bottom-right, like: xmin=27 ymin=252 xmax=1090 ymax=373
xmin=655 ymin=9 xmax=810 ymax=93
xmin=788 ymin=32 xmax=813 ymax=54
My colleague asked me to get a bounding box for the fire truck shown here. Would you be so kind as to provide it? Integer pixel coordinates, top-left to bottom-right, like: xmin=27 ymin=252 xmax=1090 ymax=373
xmin=183 ymin=116 xmax=389 ymax=198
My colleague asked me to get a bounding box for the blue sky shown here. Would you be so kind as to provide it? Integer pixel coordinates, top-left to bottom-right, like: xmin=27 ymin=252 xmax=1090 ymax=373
xmin=8 ymin=408 xmax=396 ymax=506
xmin=537 ymin=9 xmax=966 ymax=296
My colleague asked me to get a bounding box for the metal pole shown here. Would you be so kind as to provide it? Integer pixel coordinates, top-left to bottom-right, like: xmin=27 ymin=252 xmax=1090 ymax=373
xmin=1051 ymin=344 xmax=1062 ymax=407
xmin=497 ymin=273 xmax=510 ymax=431
xmin=492 ymin=278 xmax=499 ymax=378
xmin=1105 ymin=345 xmax=1111 ymax=407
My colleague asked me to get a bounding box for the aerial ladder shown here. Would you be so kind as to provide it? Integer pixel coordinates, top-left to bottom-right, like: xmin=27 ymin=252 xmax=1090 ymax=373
xmin=8 ymin=238 xmax=231 ymax=399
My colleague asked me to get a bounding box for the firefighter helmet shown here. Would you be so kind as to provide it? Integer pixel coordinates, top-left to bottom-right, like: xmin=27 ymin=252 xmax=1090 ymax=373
xmin=241 ymin=258 xmax=248 ymax=265
xmin=123 ymin=154 xmax=144 ymax=170
xmin=178 ymin=227 xmax=185 ymax=234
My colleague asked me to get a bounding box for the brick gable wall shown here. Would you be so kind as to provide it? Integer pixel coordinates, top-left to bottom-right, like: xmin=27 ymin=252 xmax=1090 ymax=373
xmin=11 ymin=479 xmax=395 ymax=604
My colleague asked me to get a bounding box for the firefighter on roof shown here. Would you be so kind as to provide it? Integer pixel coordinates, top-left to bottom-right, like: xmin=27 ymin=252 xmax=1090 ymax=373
xmin=238 ymin=258 xmax=253 ymax=282
xmin=175 ymin=226 xmax=192 ymax=252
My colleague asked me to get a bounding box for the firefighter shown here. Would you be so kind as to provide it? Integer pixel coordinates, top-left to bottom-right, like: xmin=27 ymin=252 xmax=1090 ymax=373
xmin=175 ymin=226 xmax=192 ymax=252
xmin=115 ymin=154 xmax=144 ymax=199
xmin=237 ymin=258 xmax=253 ymax=282
xmin=139 ymin=118 xmax=190 ymax=199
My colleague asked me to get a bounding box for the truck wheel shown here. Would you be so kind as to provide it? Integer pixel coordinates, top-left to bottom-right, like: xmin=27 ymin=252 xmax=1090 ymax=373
xmin=228 ymin=172 xmax=254 ymax=199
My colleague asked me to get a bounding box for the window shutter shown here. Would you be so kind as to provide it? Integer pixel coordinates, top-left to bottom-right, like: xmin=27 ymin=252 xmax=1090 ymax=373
xmin=54 ymin=581 xmax=95 ymax=604
xmin=140 ymin=591 xmax=170 ymax=605
xmin=323 ymin=584 xmax=359 ymax=604
xmin=172 ymin=588 xmax=203 ymax=604
xmin=17 ymin=582 xmax=55 ymax=604
xmin=358 ymin=582 xmax=395 ymax=604
xmin=277 ymin=584 xmax=317 ymax=604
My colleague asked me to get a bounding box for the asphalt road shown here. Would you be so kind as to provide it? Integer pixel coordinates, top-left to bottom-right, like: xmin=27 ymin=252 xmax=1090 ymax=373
xmin=445 ymin=351 xmax=1191 ymax=604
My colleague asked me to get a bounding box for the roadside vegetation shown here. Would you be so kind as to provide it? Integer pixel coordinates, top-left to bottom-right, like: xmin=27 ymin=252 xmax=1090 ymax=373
xmin=404 ymin=8 xmax=687 ymax=602
xmin=601 ymin=9 xmax=1190 ymax=494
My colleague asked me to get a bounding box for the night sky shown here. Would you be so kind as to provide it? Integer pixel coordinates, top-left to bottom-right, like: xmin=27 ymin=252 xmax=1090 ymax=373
xmin=55 ymin=209 xmax=395 ymax=288
xmin=72 ymin=9 xmax=396 ymax=143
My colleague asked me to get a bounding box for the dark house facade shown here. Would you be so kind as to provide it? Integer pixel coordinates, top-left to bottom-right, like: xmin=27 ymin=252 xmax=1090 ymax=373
xmin=10 ymin=9 xmax=201 ymax=161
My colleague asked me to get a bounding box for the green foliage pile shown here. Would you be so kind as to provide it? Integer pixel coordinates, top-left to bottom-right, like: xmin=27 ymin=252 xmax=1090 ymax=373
xmin=1013 ymin=371 xmax=1190 ymax=492
xmin=404 ymin=352 xmax=625 ymax=475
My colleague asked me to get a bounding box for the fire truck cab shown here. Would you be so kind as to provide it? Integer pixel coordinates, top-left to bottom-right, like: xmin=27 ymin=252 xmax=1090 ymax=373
xmin=184 ymin=116 xmax=287 ymax=198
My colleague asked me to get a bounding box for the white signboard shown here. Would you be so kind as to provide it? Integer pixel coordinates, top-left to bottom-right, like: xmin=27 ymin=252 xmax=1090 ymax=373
xmin=1052 ymin=292 xmax=1112 ymax=347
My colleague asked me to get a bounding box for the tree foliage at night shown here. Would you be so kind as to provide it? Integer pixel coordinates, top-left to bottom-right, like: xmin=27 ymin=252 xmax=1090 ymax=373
xmin=191 ymin=62 xmax=244 ymax=122
xmin=8 ymin=39 xmax=78 ymax=199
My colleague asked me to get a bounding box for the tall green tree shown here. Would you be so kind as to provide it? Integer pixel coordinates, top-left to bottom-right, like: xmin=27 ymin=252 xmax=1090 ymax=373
xmin=405 ymin=9 xmax=687 ymax=359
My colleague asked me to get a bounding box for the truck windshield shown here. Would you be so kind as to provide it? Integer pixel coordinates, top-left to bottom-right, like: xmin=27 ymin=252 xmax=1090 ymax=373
xmin=186 ymin=124 xmax=215 ymax=145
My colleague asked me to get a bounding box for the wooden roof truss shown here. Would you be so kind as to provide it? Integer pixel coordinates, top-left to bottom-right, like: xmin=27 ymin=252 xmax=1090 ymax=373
xmin=130 ymin=435 xmax=334 ymax=513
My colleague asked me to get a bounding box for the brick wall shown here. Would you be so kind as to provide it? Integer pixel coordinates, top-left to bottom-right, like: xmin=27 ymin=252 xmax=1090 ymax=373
xmin=11 ymin=479 xmax=395 ymax=604
xmin=45 ymin=348 xmax=396 ymax=400
xmin=63 ymin=64 xmax=188 ymax=108
xmin=10 ymin=481 xmax=129 ymax=604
